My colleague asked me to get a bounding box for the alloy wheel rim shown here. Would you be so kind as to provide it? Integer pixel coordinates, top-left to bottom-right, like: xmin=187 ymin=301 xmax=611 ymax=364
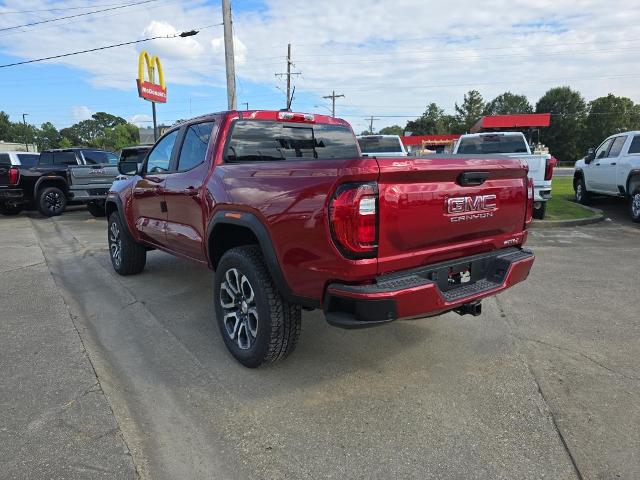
xmin=219 ymin=268 xmax=258 ymax=350
xmin=576 ymin=184 xmax=583 ymax=201
xmin=45 ymin=191 xmax=63 ymax=212
xmin=109 ymin=221 xmax=122 ymax=268
xmin=632 ymin=194 xmax=640 ymax=218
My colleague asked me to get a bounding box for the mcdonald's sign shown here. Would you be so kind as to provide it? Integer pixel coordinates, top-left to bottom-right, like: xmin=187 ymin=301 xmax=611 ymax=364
xmin=136 ymin=51 xmax=167 ymax=103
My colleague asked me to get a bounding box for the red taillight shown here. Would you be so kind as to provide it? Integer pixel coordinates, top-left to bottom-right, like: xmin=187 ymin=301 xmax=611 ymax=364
xmin=544 ymin=155 xmax=557 ymax=181
xmin=8 ymin=167 xmax=19 ymax=185
xmin=525 ymin=177 xmax=534 ymax=225
xmin=329 ymin=183 xmax=378 ymax=258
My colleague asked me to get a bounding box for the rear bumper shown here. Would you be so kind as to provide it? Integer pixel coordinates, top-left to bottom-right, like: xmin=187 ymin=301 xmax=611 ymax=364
xmin=0 ymin=188 xmax=24 ymax=201
xmin=324 ymin=247 xmax=534 ymax=329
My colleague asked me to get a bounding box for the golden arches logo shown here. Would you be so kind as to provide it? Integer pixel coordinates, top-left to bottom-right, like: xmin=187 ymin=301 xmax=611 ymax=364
xmin=136 ymin=50 xmax=167 ymax=103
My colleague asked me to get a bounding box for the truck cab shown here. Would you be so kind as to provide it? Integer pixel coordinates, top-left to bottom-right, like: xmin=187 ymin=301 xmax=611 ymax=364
xmin=574 ymin=131 xmax=640 ymax=222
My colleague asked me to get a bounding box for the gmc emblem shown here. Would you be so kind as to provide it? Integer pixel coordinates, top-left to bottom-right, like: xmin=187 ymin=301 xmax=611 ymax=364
xmin=447 ymin=194 xmax=497 ymax=222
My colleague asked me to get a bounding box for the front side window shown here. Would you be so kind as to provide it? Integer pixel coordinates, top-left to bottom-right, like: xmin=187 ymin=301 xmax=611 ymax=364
xmin=178 ymin=122 xmax=214 ymax=171
xmin=54 ymin=151 xmax=78 ymax=165
xmin=595 ymin=139 xmax=613 ymax=159
xmin=17 ymin=154 xmax=39 ymax=167
xmin=607 ymin=136 xmax=627 ymax=158
xmin=146 ymin=130 xmax=178 ymax=173
xmin=225 ymin=121 xmax=359 ymax=162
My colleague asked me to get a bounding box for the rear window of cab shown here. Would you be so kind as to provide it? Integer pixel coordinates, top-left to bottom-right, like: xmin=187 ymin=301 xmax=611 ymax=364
xmin=224 ymin=120 xmax=359 ymax=162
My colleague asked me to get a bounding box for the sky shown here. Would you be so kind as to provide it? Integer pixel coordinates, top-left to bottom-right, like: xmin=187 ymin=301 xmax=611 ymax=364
xmin=0 ymin=0 xmax=639 ymax=134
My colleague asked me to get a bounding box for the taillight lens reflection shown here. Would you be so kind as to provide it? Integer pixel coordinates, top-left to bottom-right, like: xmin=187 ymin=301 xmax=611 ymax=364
xmin=329 ymin=183 xmax=378 ymax=258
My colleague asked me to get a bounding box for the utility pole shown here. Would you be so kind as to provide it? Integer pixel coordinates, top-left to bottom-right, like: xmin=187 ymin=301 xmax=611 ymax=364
xmin=222 ymin=0 xmax=236 ymax=110
xmin=367 ymin=115 xmax=380 ymax=134
xmin=322 ymin=90 xmax=344 ymax=117
xmin=22 ymin=113 xmax=29 ymax=152
xmin=275 ymin=43 xmax=300 ymax=109
xmin=242 ymin=102 xmax=249 ymax=110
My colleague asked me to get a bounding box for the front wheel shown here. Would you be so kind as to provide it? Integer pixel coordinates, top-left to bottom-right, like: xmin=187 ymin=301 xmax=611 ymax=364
xmin=630 ymin=190 xmax=640 ymax=223
xmin=532 ymin=201 xmax=547 ymax=220
xmin=214 ymin=246 xmax=301 ymax=368
xmin=108 ymin=212 xmax=146 ymax=275
xmin=0 ymin=203 xmax=23 ymax=216
xmin=87 ymin=201 xmax=106 ymax=217
xmin=38 ymin=186 xmax=66 ymax=216
xmin=575 ymin=177 xmax=590 ymax=205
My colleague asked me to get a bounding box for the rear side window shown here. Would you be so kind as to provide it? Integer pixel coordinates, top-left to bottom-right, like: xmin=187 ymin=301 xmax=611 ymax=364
xmin=225 ymin=120 xmax=359 ymax=162
xmin=17 ymin=154 xmax=39 ymax=167
xmin=178 ymin=122 xmax=214 ymax=171
xmin=54 ymin=151 xmax=78 ymax=165
xmin=628 ymin=136 xmax=640 ymax=154
xmin=457 ymin=135 xmax=529 ymax=154
xmin=82 ymin=150 xmax=118 ymax=165
xmin=607 ymin=136 xmax=627 ymax=158
xmin=0 ymin=153 xmax=10 ymax=166
xmin=358 ymin=137 xmax=403 ymax=153
xmin=40 ymin=152 xmax=53 ymax=165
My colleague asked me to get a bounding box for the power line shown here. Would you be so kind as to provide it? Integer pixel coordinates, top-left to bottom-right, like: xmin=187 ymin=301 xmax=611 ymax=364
xmin=0 ymin=1 xmax=143 ymax=15
xmin=0 ymin=25 xmax=220 ymax=68
xmin=0 ymin=0 xmax=161 ymax=33
xmin=275 ymin=43 xmax=301 ymax=109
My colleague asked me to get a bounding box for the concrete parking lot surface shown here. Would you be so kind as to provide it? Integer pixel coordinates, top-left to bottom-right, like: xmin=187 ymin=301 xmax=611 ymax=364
xmin=2 ymin=208 xmax=639 ymax=479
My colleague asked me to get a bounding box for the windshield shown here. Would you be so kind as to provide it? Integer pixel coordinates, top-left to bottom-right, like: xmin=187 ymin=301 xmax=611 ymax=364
xmin=17 ymin=153 xmax=39 ymax=167
xmin=225 ymin=121 xmax=359 ymax=162
xmin=357 ymin=136 xmax=403 ymax=153
xmin=457 ymin=135 xmax=529 ymax=154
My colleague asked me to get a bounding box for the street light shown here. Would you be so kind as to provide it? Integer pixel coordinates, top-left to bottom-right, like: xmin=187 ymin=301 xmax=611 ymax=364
xmin=22 ymin=113 xmax=29 ymax=152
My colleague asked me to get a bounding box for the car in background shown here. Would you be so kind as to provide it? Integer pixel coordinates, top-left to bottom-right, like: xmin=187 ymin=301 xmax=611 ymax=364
xmin=357 ymin=135 xmax=408 ymax=157
xmin=12 ymin=148 xmax=120 ymax=217
xmin=453 ymin=132 xmax=556 ymax=220
xmin=118 ymin=145 xmax=152 ymax=170
xmin=574 ymin=131 xmax=640 ymax=222
xmin=0 ymin=151 xmax=40 ymax=168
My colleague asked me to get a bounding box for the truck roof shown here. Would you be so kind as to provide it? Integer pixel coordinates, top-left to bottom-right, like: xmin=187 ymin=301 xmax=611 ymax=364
xmin=459 ymin=132 xmax=525 ymax=138
xmin=184 ymin=110 xmax=350 ymax=127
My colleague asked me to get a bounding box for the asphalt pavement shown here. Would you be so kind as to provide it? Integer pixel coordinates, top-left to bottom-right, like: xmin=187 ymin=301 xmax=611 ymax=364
xmin=0 ymin=205 xmax=633 ymax=480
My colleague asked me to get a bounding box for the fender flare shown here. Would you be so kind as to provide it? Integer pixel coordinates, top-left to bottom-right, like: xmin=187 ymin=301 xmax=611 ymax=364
xmin=34 ymin=176 xmax=68 ymax=198
xmin=207 ymin=210 xmax=319 ymax=309
xmin=105 ymin=195 xmax=136 ymax=240
xmin=625 ymin=169 xmax=640 ymax=196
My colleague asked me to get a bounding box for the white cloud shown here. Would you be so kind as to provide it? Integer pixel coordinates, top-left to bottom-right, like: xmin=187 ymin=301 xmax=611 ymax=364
xmin=71 ymin=105 xmax=93 ymax=121
xmin=211 ymin=35 xmax=247 ymax=65
xmin=129 ymin=114 xmax=153 ymax=126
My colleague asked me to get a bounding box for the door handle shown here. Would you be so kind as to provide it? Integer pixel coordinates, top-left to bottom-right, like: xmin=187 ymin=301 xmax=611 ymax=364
xmin=611 ymin=162 xmax=616 ymax=166
xmin=183 ymin=186 xmax=198 ymax=196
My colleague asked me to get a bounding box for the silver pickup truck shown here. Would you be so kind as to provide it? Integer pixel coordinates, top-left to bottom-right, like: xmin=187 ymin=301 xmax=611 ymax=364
xmin=66 ymin=149 xmax=120 ymax=216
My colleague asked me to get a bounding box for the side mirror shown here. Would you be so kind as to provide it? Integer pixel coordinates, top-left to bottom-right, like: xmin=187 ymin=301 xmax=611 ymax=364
xmin=118 ymin=160 xmax=140 ymax=176
xmin=585 ymin=148 xmax=595 ymax=163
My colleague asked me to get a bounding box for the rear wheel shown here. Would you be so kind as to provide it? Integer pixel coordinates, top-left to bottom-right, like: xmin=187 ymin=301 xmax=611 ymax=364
xmin=630 ymin=190 xmax=640 ymax=223
xmin=532 ymin=201 xmax=547 ymax=220
xmin=214 ymin=245 xmax=301 ymax=368
xmin=87 ymin=201 xmax=106 ymax=217
xmin=575 ymin=177 xmax=590 ymax=205
xmin=0 ymin=203 xmax=23 ymax=216
xmin=38 ymin=186 xmax=66 ymax=216
xmin=108 ymin=212 xmax=146 ymax=275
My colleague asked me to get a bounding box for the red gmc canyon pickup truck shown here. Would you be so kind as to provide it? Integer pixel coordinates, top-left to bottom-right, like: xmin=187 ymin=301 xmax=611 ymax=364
xmin=106 ymin=110 xmax=534 ymax=367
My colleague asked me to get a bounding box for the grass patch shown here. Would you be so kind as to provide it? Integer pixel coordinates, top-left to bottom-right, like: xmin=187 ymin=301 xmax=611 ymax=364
xmin=544 ymin=177 xmax=598 ymax=221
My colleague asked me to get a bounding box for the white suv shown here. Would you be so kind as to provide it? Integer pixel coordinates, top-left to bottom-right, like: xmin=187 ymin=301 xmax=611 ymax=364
xmin=574 ymin=131 xmax=640 ymax=222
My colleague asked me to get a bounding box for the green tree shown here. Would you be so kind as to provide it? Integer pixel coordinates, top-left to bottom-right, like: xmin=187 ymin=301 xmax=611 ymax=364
xmin=483 ymin=92 xmax=532 ymax=115
xmin=101 ymin=123 xmax=140 ymax=150
xmin=455 ymin=90 xmax=484 ymax=133
xmin=536 ymin=86 xmax=587 ymax=162
xmin=0 ymin=111 xmax=13 ymax=141
xmin=35 ymin=122 xmax=61 ymax=150
xmin=378 ymin=125 xmax=403 ymax=136
xmin=583 ymin=94 xmax=640 ymax=149
xmin=405 ymin=103 xmax=456 ymax=135
xmin=60 ymin=127 xmax=81 ymax=146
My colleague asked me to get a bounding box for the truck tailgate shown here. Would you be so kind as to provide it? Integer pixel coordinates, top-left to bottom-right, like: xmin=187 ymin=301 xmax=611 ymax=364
xmin=375 ymin=156 xmax=528 ymax=274
xmin=69 ymin=165 xmax=119 ymax=186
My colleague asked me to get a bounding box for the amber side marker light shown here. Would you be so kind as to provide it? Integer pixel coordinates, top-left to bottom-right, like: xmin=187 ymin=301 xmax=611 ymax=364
xmin=225 ymin=212 xmax=243 ymax=219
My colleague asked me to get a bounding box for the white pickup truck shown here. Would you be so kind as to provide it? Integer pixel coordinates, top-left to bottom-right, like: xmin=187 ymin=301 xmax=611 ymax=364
xmin=574 ymin=131 xmax=640 ymax=222
xmin=357 ymin=134 xmax=408 ymax=157
xmin=453 ymin=132 xmax=556 ymax=219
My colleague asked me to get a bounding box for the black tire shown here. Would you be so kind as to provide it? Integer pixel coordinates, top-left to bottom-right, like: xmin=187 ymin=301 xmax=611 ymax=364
xmin=0 ymin=203 xmax=23 ymax=216
xmin=108 ymin=212 xmax=146 ymax=275
xmin=214 ymin=245 xmax=301 ymax=368
xmin=574 ymin=177 xmax=590 ymax=205
xmin=38 ymin=186 xmax=67 ymax=216
xmin=629 ymin=190 xmax=640 ymax=223
xmin=532 ymin=201 xmax=546 ymax=220
xmin=87 ymin=201 xmax=106 ymax=217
